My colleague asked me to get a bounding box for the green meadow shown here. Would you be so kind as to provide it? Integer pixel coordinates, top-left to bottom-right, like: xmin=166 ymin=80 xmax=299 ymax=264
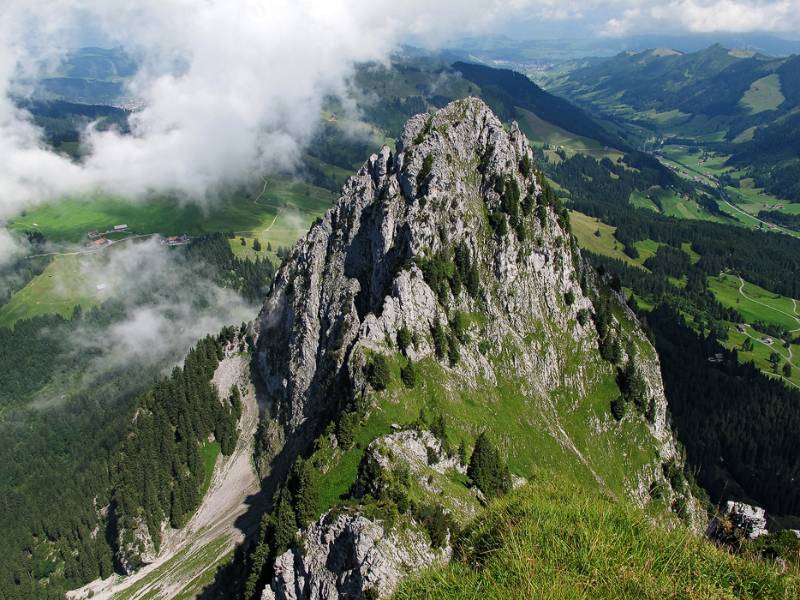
xmin=0 ymin=255 xmax=105 ymax=328
xmin=10 ymin=176 xmax=336 ymax=244
xmin=708 ymin=273 xmax=800 ymax=332
xmin=569 ymin=210 xmax=641 ymax=268
xmin=1 ymin=177 xmax=336 ymax=328
xmin=739 ymin=74 xmax=785 ymax=114
xmin=723 ymin=326 xmax=799 ymax=388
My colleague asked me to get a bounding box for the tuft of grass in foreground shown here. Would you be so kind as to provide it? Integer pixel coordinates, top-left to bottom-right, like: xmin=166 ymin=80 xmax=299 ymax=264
xmin=395 ymin=478 xmax=800 ymax=600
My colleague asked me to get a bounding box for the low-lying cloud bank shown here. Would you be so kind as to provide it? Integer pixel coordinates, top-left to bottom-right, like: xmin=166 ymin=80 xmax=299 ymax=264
xmin=72 ymin=238 xmax=255 ymax=371
xmin=1 ymin=1 xmax=796 ymax=219
xmin=14 ymin=238 xmax=257 ymax=409
xmin=0 ymin=0 xmax=535 ymax=220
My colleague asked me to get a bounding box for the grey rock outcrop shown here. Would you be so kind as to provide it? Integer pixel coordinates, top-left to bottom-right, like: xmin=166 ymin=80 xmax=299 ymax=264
xmin=255 ymin=98 xmax=585 ymax=433
xmin=256 ymin=98 xmax=673 ymax=441
xmin=263 ymin=511 xmax=447 ymax=600
xmin=707 ymin=500 xmax=769 ymax=540
xmin=115 ymin=516 xmax=158 ymax=575
xmin=253 ymin=98 xmax=700 ymax=598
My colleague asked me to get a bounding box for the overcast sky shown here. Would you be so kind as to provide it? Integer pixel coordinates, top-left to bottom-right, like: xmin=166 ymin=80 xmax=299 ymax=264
xmin=0 ymin=0 xmax=798 ymax=226
xmin=498 ymin=1 xmax=800 ymax=39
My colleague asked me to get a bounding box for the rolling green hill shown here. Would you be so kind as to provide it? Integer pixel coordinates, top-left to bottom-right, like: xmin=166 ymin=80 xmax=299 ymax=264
xmin=452 ymin=61 xmax=627 ymax=151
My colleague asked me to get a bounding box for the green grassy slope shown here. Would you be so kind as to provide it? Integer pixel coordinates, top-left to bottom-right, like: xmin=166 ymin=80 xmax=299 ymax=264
xmin=395 ymin=478 xmax=799 ymax=600
xmin=0 ymin=255 xmax=101 ymax=327
xmin=708 ymin=273 xmax=800 ymax=331
xmin=568 ymin=210 xmax=640 ymax=267
xmin=306 ymin=326 xmax=666 ymax=526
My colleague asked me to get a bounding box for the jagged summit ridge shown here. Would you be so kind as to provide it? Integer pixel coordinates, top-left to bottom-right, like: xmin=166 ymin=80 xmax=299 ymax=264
xmin=252 ymin=97 xmax=701 ymax=600
xmin=257 ymin=98 xmax=589 ymax=429
xmin=255 ymin=97 xmax=681 ymax=497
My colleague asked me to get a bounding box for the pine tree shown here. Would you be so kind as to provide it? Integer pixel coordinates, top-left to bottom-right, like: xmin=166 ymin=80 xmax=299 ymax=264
xmin=230 ymin=385 xmax=242 ymax=420
xmin=367 ymin=354 xmax=391 ymax=390
xmin=273 ymin=488 xmax=297 ymax=553
xmin=244 ymin=514 xmax=273 ymax=600
xmin=467 ymin=433 xmax=511 ymax=498
xmin=288 ymin=458 xmax=319 ymax=527
xmin=397 ymin=326 xmax=412 ymax=354
xmin=432 ymin=318 xmax=447 ymax=360
xmin=400 ymin=360 xmax=417 ymax=388
xmin=458 ymin=440 xmax=468 ymax=464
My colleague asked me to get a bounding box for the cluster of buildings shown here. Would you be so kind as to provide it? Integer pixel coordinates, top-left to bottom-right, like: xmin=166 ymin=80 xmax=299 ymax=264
xmin=83 ymin=225 xmax=191 ymax=249
xmin=161 ymin=234 xmax=190 ymax=246
xmin=86 ymin=224 xmax=128 ymax=249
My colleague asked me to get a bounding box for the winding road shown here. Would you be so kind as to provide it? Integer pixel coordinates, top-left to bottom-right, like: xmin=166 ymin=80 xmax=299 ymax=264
xmin=737 ymin=276 xmax=800 ymax=332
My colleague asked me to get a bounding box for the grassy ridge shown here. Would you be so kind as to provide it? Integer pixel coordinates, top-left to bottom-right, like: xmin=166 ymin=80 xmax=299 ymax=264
xmin=395 ymin=478 xmax=800 ymax=600
xmin=309 ymin=327 xmax=661 ymax=522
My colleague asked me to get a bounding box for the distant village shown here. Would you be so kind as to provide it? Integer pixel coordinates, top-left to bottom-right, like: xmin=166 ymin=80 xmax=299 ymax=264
xmin=85 ymin=223 xmax=128 ymax=248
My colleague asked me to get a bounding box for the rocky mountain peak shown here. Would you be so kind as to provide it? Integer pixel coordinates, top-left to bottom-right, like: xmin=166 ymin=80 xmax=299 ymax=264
xmin=253 ymin=97 xmax=703 ymax=600
xmin=255 ymin=98 xmax=582 ymax=433
xmin=254 ymin=97 xmax=689 ymax=503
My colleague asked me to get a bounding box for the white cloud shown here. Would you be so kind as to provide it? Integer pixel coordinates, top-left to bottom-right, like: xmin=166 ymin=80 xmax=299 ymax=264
xmin=600 ymin=1 xmax=800 ymax=37
xmin=0 ymin=0 xmax=540 ymax=220
xmin=0 ymin=0 xmax=797 ymax=222
xmin=71 ymin=238 xmax=255 ymax=373
xmin=0 ymin=228 xmax=26 ymax=269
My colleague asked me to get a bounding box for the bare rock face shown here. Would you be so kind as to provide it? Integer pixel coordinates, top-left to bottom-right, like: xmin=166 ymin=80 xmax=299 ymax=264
xmin=368 ymin=429 xmax=465 ymax=477
xmin=252 ymin=98 xmax=699 ymax=598
xmin=263 ymin=511 xmax=447 ymax=600
xmin=115 ymin=517 xmax=158 ymax=575
xmin=255 ymin=98 xmax=575 ymax=433
xmin=707 ymin=501 xmax=769 ymax=540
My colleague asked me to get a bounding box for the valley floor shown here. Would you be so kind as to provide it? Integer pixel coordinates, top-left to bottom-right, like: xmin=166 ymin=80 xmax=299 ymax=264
xmin=67 ymin=353 xmax=261 ymax=600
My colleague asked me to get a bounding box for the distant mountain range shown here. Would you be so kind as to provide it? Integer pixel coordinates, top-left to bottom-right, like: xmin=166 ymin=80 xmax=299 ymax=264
xmin=548 ymin=44 xmax=800 ymax=202
xmin=447 ymin=32 xmax=800 ymax=62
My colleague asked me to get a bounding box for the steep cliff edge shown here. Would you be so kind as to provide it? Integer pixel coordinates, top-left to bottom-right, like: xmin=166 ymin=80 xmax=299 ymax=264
xmin=251 ymin=98 xmax=701 ymax=599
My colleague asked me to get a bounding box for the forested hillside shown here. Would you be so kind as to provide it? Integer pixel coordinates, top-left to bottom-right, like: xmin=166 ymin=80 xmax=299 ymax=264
xmin=549 ymin=44 xmax=800 ymax=205
xmin=0 ymin=236 xmax=272 ymax=599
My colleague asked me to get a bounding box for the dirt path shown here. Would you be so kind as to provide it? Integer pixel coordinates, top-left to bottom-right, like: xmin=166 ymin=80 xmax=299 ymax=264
xmin=68 ymin=350 xmax=260 ymax=600
xmin=737 ymin=276 xmax=800 ymax=331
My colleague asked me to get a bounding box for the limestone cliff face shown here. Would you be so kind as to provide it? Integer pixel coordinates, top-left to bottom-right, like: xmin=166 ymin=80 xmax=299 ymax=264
xmin=253 ymin=98 xmax=699 ymax=599
xmin=256 ymin=97 xmax=675 ymax=464
xmin=262 ymin=509 xmax=448 ymax=600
